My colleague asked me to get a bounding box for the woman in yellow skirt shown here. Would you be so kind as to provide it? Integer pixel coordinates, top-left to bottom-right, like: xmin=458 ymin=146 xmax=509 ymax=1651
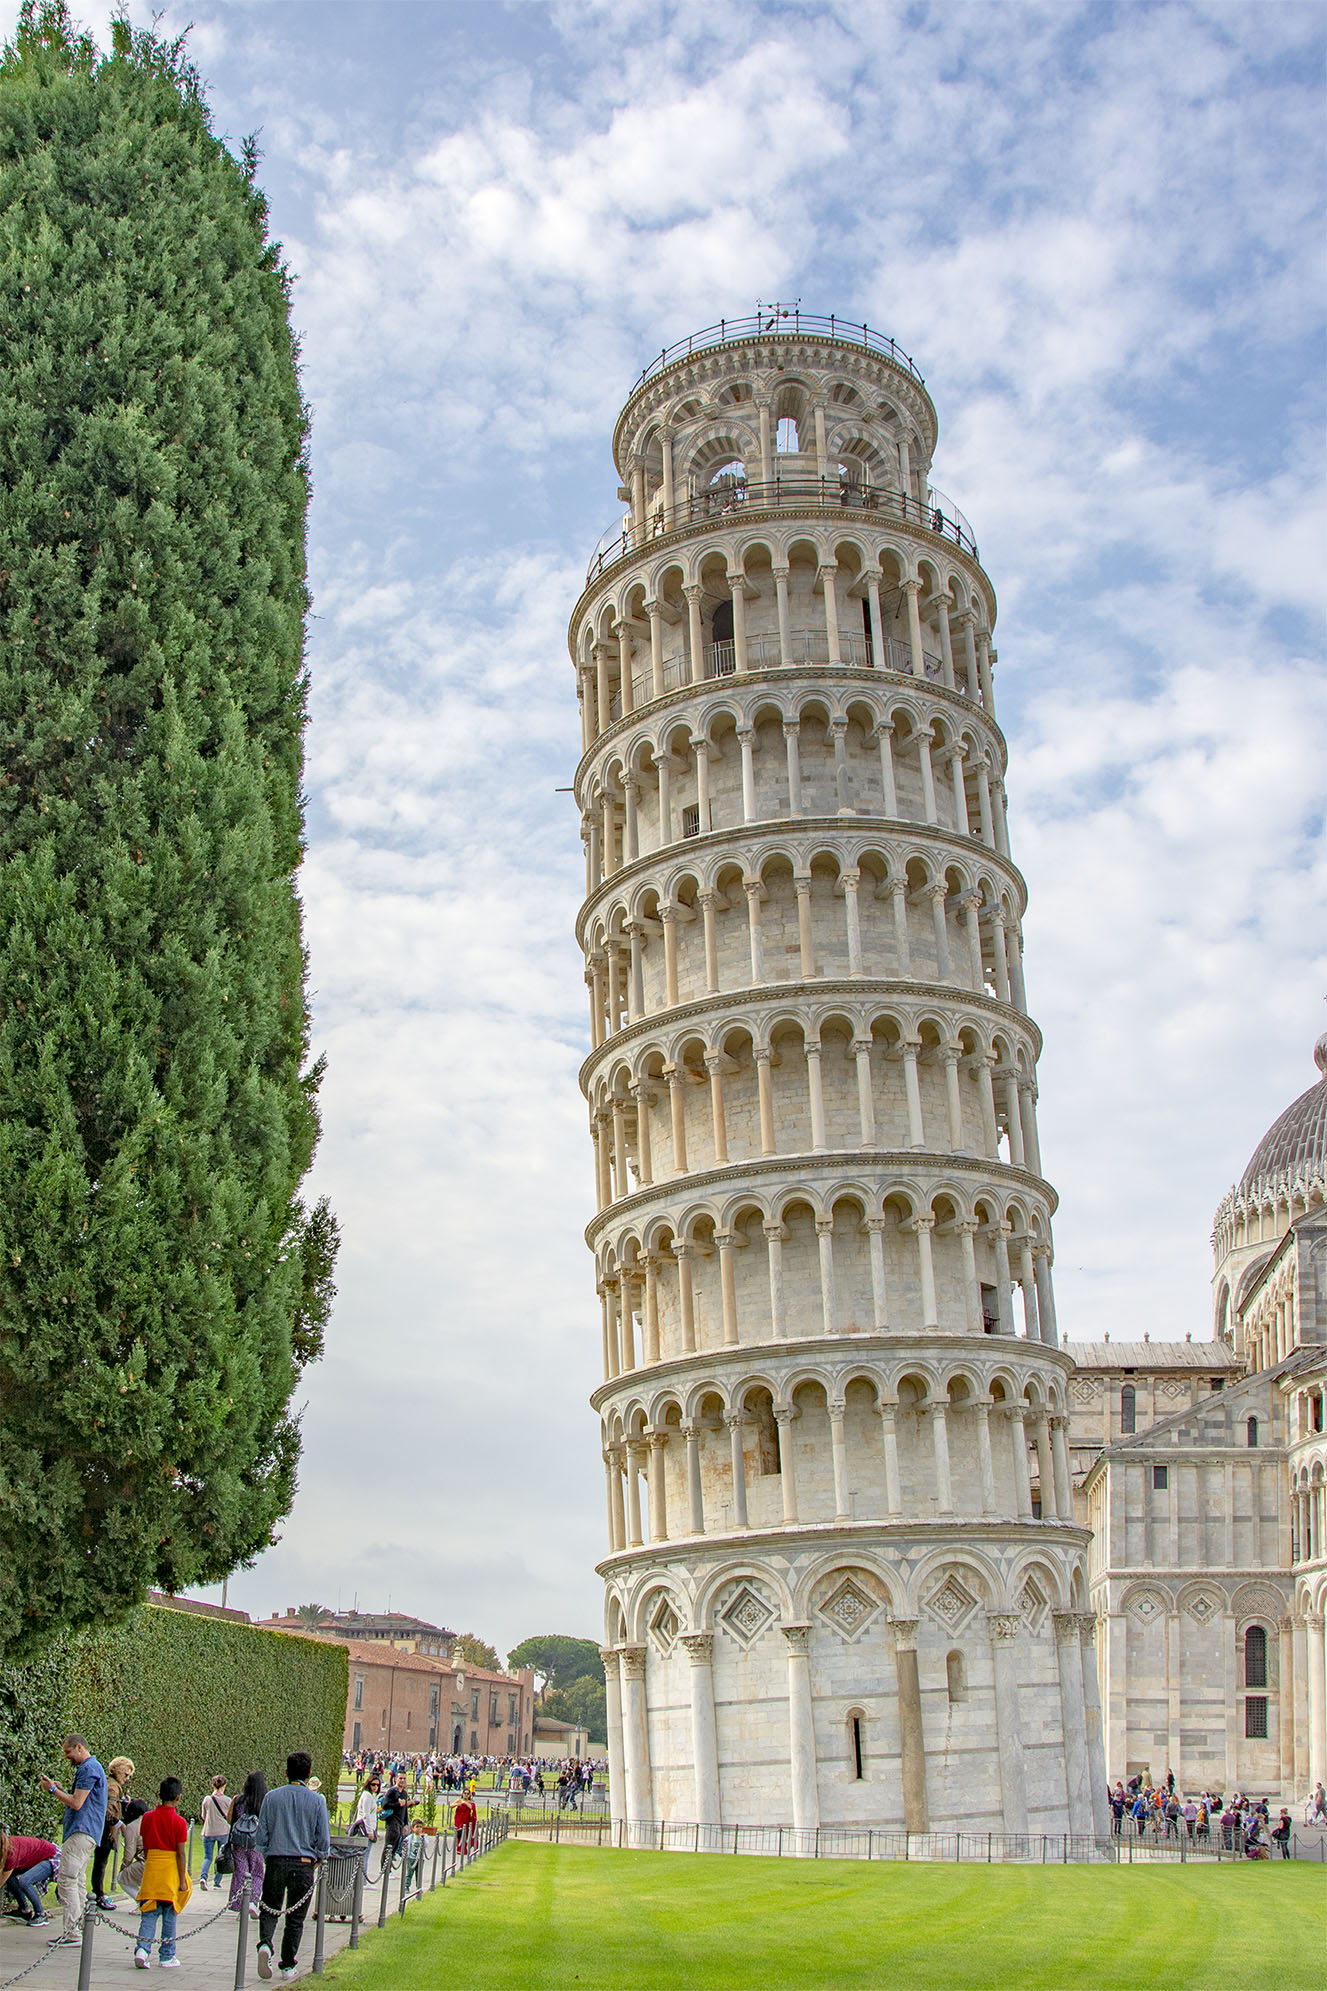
xmin=135 ymin=1778 xmax=192 ymax=1970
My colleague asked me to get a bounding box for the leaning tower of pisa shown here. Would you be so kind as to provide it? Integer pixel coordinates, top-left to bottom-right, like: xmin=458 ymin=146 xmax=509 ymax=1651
xmin=571 ymin=310 xmax=1108 ymax=1842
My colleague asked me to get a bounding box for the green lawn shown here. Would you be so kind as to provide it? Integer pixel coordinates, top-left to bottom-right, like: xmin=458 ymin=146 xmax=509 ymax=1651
xmin=321 ymin=1839 xmax=1325 ymax=1991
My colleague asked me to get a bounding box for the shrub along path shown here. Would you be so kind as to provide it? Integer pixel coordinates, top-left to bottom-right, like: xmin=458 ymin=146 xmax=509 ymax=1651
xmin=320 ymin=1840 xmax=1324 ymax=1991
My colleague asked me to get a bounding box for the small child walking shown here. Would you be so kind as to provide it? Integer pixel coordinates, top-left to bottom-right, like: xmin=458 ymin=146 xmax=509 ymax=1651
xmin=135 ymin=1778 xmax=192 ymax=1970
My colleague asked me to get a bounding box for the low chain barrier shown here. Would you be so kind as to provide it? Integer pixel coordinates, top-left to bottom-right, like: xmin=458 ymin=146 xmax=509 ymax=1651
xmin=50 ymin=1821 xmax=512 ymax=1989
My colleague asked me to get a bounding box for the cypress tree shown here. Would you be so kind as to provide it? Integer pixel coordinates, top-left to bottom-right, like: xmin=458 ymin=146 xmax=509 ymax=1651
xmin=0 ymin=2 xmax=337 ymax=1653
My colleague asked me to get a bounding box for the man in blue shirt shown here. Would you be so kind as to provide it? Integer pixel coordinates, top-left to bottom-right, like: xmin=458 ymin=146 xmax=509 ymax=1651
xmin=255 ymin=1751 xmax=330 ymax=1981
xmin=39 ymin=1734 xmax=107 ymax=1944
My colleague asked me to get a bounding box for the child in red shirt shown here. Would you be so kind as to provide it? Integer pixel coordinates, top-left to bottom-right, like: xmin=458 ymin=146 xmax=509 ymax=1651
xmin=135 ymin=1779 xmax=191 ymax=1969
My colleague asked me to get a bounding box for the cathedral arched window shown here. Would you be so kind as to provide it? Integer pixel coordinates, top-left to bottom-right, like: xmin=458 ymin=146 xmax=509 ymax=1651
xmin=1244 ymin=1624 xmax=1267 ymax=1688
xmin=1246 ymin=1415 xmax=1259 ymax=1447
xmin=1120 ymin=1385 xmax=1136 ymax=1435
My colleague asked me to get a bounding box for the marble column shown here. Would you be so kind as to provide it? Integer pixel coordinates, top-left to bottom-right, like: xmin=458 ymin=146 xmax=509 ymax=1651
xmin=892 ymin=1619 xmax=929 ymax=1831
xmin=1308 ymin=1612 xmax=1326 ymax=1788
xmin=682 ymin=1633 xmax=721 ymax=1828
xmin=878 ymin=1399 xmax=902 ymax=1516
xmin=1078 ymin=1615 xmax=1111 ymax=1841
xmin=727 ymin=1414 xmax=749 ymax=1528
xmin=1053 ymin=1613 xmax=1094 ymax=1836
xmin=986 ymin=1614 xmax=1029 ymax=1832
xmin=684 ymin=1422 xmax=705 ymax=1536
xmin=782 ymin=1624 xmax=821 ymax=1835
xmin=602 ymin=1646 xmax=626 ymax=1830
xmin=775 ymin=1405 xmax=800 ymax=1523
xmin=620 ymin=1645 xmax=653 ymax=1828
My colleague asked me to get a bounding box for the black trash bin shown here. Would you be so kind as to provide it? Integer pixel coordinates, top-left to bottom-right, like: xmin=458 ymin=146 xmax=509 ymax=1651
xmin=323 ymin=1836 xmax=366 ymax=1921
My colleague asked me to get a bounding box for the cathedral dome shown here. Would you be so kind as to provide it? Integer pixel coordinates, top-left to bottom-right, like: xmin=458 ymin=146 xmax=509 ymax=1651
xmin=1236 ymin=1035 xmax=1327 ymax=1198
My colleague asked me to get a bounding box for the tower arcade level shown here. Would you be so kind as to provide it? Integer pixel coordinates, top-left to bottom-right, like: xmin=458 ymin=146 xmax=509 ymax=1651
xmin=570 ymin=313 xmax=1104 ymax=1840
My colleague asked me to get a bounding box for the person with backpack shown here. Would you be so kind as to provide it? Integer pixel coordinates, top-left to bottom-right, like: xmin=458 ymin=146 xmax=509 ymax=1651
xmin=133 ymin=1777 xmax=191 ymax=1970
xmin=199 ymin=1776 xmax=233 ymax=1889
xmin=379 ymin=1774 xmax=413 ymax=1873
xmin=227 ymin=1772 xmax=267 ymax=1918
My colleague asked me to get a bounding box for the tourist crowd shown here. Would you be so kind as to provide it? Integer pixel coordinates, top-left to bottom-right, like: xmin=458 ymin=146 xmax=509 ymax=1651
xmin=342 ymin=1747 xmax=605 ymax=1802
xmin=0 ymin=1735 xmax=333 ymax=1978
xmin=1105 ymin=1771 xmax=1320 ymax=1858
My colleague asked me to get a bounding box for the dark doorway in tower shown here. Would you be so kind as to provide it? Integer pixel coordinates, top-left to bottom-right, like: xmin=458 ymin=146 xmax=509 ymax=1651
xmin=981 ymin=1283 xmax=999 ymax=1334
xmin=861 ymin=597 xmax=874 ymax=666
xmin=711 ymin=598 xmax=735 ymax=677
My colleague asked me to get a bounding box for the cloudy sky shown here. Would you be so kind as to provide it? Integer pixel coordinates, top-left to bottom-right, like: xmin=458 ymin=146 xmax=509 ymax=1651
xmin=11 ymin=0 xmax=1324 ymax=1658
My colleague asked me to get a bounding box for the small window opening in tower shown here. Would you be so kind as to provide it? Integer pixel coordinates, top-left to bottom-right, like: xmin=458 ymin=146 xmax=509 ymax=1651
xmin=851 ymin=1715 xmax=864 ymax=1780
xmin=710 ymin=598 xmax=735 ymax=678
xmin=681 ymin=803 xmax=700 ymax=839
xmin=752 ymin=1396 xmax=780 ymax=1475
xmin=776 ymin=416 xmax=798 ymax=453
xmin=1246 ymin=1415 xmax=1259 ymax=1448
xmin=1121 ymin=1384 xmax=1136 ymax=1434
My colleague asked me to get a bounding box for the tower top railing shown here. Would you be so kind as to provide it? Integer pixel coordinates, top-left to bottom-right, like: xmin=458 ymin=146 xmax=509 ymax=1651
xmin=586 ymin=478 xmax=978 ymax=584
xmin=629 ymin=309 xmax=925 ymax=395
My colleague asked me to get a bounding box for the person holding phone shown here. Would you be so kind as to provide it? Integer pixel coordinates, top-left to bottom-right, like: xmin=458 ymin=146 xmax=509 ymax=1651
xmin=38 ymin=1735 xmax=107 ymax=1945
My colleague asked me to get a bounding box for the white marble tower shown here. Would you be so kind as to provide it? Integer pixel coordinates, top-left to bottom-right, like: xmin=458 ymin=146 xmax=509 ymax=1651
xmin=571 ymin=310 xmax=1106 ymax=1839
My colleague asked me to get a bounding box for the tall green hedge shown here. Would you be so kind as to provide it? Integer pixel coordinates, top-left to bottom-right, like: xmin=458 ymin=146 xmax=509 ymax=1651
xmin=0 ymin=1604 xmax=347 ymax=1834
xmin=0 ymin=3 xmax=338 ymax=1655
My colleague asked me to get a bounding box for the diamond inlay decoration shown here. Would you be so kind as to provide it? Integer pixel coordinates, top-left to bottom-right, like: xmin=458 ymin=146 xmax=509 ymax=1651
xmin=925 ymin=1573 xmax=978 ymax=1634
xmin=1129 ymin=1591 xmax=1163 ymax=1624
xmin=1184 ymin=1595 xmax=1216 ymax=1625
xmin=1019 ymin=1579 xmax=1048 ymax=1635
xmin=719 ymin=1583 xmax=775 ymax=1648
xmin=816 ymin=1576 xmax=882 ymax=1645
xmin=649 ymin=1596 xmax=680 ymax=1655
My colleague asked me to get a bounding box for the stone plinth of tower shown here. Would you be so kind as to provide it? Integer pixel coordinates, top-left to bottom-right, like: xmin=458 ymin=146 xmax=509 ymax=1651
xmin=569 ymin=309 xmax=1104 ymax=1839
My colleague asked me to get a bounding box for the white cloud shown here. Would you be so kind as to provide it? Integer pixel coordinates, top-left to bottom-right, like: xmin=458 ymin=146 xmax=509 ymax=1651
xmin=4 ymin=0 xmax=1322 ymax=1652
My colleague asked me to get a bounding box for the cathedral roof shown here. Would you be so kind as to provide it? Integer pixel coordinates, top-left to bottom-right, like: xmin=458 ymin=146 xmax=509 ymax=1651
xmin=1068 ymin=1340 xmax=1241 ymax=1370
xmin=1236 ymin=1034 xmax=1327 ymax=1200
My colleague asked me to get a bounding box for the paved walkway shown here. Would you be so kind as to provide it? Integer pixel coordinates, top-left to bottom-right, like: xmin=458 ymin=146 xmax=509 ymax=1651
xmin=0 ymin=1884 xmax=359 ymax=1991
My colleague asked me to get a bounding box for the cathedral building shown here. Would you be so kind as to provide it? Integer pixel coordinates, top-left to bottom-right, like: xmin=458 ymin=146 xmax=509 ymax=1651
xmin=1075 ymin=1039 xmax=1327 ymax=1799
xmin=568 ymin=311 xmax=1326 ymax=1835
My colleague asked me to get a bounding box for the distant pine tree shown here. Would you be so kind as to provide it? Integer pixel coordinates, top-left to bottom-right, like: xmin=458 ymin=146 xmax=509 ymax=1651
xmin=0 ymin=2 xmax=337 ymax=1654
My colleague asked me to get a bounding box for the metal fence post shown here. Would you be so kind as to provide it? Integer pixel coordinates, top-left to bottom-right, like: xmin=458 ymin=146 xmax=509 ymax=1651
xmin=349 ymin=1865 xmax=363 ymax=1950
xmin=398 ymin=1847 xmax=410 ymax=1917
xmin=377 ymin=1852 xmax=391 ymax=1928
xmin=234 ymin=1877 xmax=251 ymax=1988
xmin=76 ymin=1899 xmax=96 ymax=1991
xmin=430 ymin=1832 xmax=439 ymax=1891
xmin=312 ymin=1866 xmax=327 ymax=1975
